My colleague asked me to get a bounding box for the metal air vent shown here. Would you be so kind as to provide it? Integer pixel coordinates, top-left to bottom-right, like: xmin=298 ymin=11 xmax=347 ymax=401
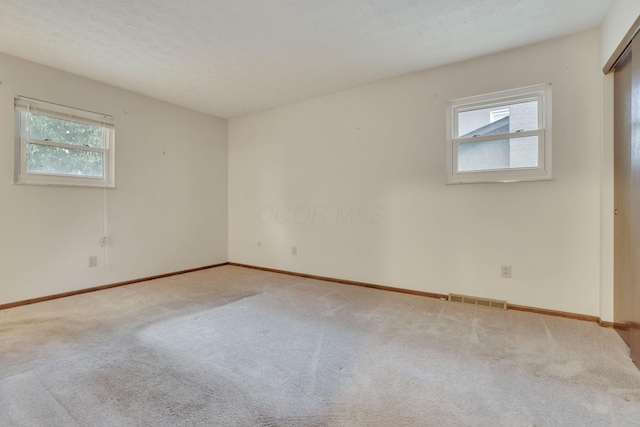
xmin=448 ymin=293 xmax=507 ymax=310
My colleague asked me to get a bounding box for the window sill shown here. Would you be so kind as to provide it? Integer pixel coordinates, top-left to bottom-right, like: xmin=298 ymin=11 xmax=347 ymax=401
xmin=14 ymin=175 xmax=115 ymax=188
xmin=446 ymin=177 xmax=553 ymax=185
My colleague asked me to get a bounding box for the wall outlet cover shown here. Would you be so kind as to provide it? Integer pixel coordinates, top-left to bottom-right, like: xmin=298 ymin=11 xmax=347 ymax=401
xmin=501 ymin=265 xmax=511 ymax=278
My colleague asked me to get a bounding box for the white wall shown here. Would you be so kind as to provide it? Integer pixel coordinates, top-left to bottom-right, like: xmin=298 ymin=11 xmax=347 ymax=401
xmin=229 ymin=30 xmax=603 ymax=316
xmin=0 ymin=53 xmax=228 ymax=306
xmin=601 ymin=0 xmax=640 ymax=67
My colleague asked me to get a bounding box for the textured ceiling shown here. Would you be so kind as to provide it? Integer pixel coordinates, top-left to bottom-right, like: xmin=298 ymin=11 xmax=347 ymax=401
xmin=0 ymin=0 xmax=613 ymax=118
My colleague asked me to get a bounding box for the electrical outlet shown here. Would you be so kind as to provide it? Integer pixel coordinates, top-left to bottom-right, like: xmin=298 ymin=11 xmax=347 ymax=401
xmin=292 ymin=246 xmax=297 ymax=255
xmin=89 ymin=256 xmax=98 ymax=268
xmin=501 ymin=265 xmax=511 ymax=278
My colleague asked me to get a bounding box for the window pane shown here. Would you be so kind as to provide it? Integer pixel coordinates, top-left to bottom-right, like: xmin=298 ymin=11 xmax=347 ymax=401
xmin=23 ymin=112 xmax=104 ymax=148
xmin=26 ymin=143 xmax=104 ymax=177
xmin=458 ymin=138 xmax=510 ymax=172
xmin=457 ymin=136 xmax=538 ymax=172
xmin=457 ymin=100 xmax=538 ymax=138
xmin=508 ymin=135 xmax=539 ymax=168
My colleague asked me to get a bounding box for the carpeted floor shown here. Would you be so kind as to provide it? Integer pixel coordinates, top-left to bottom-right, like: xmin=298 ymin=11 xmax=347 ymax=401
xmin=1 ymin=265 xmax=640 ymax=426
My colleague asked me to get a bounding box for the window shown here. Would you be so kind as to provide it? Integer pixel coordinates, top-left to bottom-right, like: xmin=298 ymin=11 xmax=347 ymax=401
xmin=14 ymin=97 xmax=115 ymax=187
xmin=446 ymin=83 xmax=552 ymax=184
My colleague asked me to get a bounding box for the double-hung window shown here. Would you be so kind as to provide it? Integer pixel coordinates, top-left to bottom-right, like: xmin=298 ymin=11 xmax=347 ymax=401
xmin=14 ymin=96 xmax=115 ymax=187
xmin=446 ymin=83 xmax=552 ymax=184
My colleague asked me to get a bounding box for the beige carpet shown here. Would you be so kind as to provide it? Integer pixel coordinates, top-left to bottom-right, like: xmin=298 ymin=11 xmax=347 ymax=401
xmin=1 ymin=265 xmax=639 ymax=426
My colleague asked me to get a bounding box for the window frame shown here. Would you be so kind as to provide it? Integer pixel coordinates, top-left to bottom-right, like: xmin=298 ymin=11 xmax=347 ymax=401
xmin=14 ymin=96 xmax=115 ymax=188
xmin=446 ymin=83 xmax=552 ymax=184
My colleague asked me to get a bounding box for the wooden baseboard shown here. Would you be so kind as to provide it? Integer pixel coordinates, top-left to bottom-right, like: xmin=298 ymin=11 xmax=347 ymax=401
xmin=507 ymin=303 xmax=600 ymax=324
xmin=599 ymin=320 xmax=617 ymax=329
xmin=0 ymin=262 xmax=229 ymax=311
xmin=613 ymin=322 xmax=631 ymax=332
xmin=2 ymin=261 xmax=613 ymax=329
xmin=228 ymin=262 xmax=449 ymax=300
xmin=229 ymin=262 xmax=610 ymax=327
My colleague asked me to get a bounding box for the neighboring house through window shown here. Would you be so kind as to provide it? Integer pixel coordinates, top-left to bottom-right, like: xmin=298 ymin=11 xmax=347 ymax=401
xmin=446 ymin=83 xmax=552 ymax=184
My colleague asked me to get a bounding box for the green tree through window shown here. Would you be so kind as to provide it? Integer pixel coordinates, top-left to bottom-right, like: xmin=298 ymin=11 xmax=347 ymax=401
xmin=24 ymin=113 xmax=105 ymax=177
xmin=15 ymin=96 xmax=115 ymax=187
